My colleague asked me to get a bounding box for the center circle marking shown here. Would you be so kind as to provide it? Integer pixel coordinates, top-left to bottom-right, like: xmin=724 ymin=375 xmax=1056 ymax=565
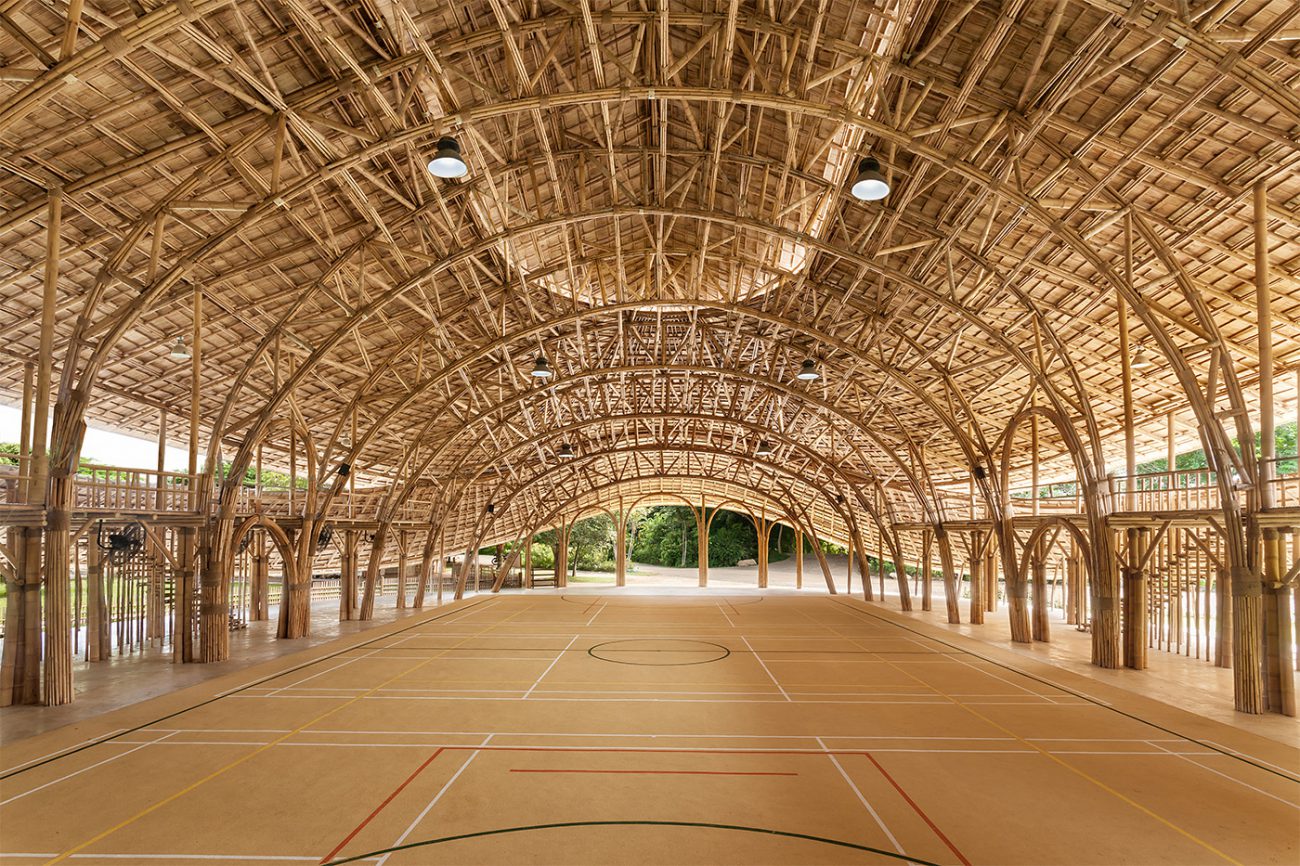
xmin=587 ymin=639 xmax=731 ymax=666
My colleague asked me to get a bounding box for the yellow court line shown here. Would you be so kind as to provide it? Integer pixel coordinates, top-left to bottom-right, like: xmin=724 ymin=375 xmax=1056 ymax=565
xmin=831 ymin=612 xmax=1245 ymax=866
xmin=43 ymin=597 xmax=532 ymax=865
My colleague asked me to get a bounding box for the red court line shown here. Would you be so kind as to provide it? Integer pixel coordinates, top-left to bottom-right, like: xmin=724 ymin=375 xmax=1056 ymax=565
xmin=510 ymin=769 xmax=798 ymax=776
xmin=860 ymin=751 xmax=972 ymax=866
xmin=319 ymin=747 xmax=444 ymax=864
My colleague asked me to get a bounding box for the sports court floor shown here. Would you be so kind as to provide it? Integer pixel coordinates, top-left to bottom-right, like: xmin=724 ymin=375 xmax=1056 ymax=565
xmin=1 ymin=593 xmax=1297 ymax=865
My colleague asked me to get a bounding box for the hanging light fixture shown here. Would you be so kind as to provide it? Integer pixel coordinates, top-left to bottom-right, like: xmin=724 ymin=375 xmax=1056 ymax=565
xmin=427 ymin=136 xmax=468 ymax=178
xmin=756 ymin=440 xmax=773 ymax=457
xmin=168 ymin=336 xmax=191 ymax=360
xmin=1131 ymin=344 xmax=1155 ymax=369
xmin=796 ymin=359 xmax=820 ymax=381
xmin=850 ymin=157 xmax=890 ymax=201
xmin=557 ymin=443 xmax=575 ymax=460
xmin=530 ymin=355 xmax=553 ymax=379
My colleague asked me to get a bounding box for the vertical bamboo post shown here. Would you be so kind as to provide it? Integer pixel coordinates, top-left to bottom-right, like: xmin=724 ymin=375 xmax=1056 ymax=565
xmin=969 ymin=532 xmax=984 ymax=625
xmin=40 ymin=188 xmax=76 ymax=705
xmin=340 ymin=529 xmax=356 ymax=620
xmin=1123 ymin=528 xmax=1148 ymax=669
xmin=794 ymin=530 xmax=803 ymax=589
xmin=175 ymin=283 xmax=200 ymax=663
xmin=1031 ymin=537 xmax=1049 ymax=642
xmin=922 ymin=530 xmax=933 ymax=612
xmin=698 ymin=499 xmax=708 ymax=588
xmin=845 ymin=534 xmax=853 ymax=596
xmin=359 ymin=524 xmax=386 ymax=620
xmin=1119 ymin=295 xmax=1136 ymax=511
xmin=0 ymin=364 xmax=36 ymax=705
xmin=397 ymin=530 xmax=409 ymax=608
xmin=523 ymin=533 xmax=533 ymax=589
xmin=554 ymin=524 xmax=567 ymax=589
xmin=616 ymin=511 xmax=628 ymax=587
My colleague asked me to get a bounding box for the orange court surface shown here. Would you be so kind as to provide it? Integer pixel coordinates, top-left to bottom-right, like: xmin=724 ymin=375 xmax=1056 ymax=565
xmin=2 ymin=592 xmax=1297 ymax=866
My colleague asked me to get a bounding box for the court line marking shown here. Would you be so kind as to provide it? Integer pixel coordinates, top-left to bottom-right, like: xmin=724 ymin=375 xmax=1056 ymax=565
xmin=1 ymin=732 xmax=178 ymax=806
xmin=815 ymin=736 xmax=908 ymax=859
xmin=1146 ymin=742 xmax=1300 ymax=810
xmin=859 ymin=751 xmax=972 ymax=866
xmin=739 ymin=635 xmax=790 ymax=701
xmin=832 ymin=601 xmax=1248 ymax=866
xmin=324 ymin=820 xmax=939 ymax=866
xmin=0 ymin=598 xmax=497 ymax=780
xmin=508 ymin=769 xmax=799 ymax=776
xmin=832 ymin=598 xmax=1299 ymax=784
xmin=0 ymin=730 xmax=128 ymax=776
xmin=40 ymin=601 xmax=523 ymax=865
xmin=319 ymin=748 xmax=445 ymax=863
xmin=522 ymin=636 xmax=578 ymax=699
xmin=374 ymin=734 xmax=492 ymax=866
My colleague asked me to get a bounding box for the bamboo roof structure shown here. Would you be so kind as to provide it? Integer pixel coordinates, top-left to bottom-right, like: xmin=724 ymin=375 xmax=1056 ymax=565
xmin=1 ymin=0 xmax=1298 ymax=554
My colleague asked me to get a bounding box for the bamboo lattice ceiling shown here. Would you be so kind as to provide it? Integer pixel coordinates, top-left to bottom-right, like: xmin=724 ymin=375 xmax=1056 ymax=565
xmin=1 ymin=0 xmax=1298 ymax=542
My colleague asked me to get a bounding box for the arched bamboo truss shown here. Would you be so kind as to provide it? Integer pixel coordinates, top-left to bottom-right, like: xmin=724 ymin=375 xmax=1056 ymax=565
xmin=0 ymin=0 xmax=1296 ymax=714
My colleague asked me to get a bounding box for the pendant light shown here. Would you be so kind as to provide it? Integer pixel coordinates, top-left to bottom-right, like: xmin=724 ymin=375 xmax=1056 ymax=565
xmin=796 ymin=359 xmax=820 ymax=381
xmin=557 ymin=443 xmax=575 ymax=460
xmin=530 ymin=355 xmax=553 ymax=378
xmin=850 ymin=157 xmax=890 ymax=201
xmin=1131 ymin=344 xmax=1155 ymax=369
xmin=427 ymin=136 xmax=468 ymax=178
xmin=756 ymin=440 xmax=773 ymax=457
xmin=169 ymin=336 xmax=191 ymax=360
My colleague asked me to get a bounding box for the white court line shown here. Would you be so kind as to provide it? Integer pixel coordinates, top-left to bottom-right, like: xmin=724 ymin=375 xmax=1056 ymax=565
xmin=264 ymin=648 xmax=384 ymax=697
xmin=226 ymin=694 xmax=1082 ymax=705
xmin=717 ymin=602 xmax=737 ymax=629
xmin=815 ymin=736 xmax=909 ymax=860
xmin=230 ymin=728 xmax=1200 ymax=745
xmin=213 ymin=600 xmax=503 ymax=696
xmin=0 ymin=728 xmax=129 ymax=775
xmin=376 ymin=734 xmax=494 ymax=866
xmin=1147 ymin=741 xmax=1300 ymax=809
xmin=1 ymin=732 xmax=178 ymax=806
xmin=1201 ymin=740 xmax=1300 ymax=778
xmin=740 ymin=635 xmax=790 ymax=701
xmin=585 ymin=602 xmax=607 ymax=626
xmin=523 ymin=636 xmax=579 ymax=699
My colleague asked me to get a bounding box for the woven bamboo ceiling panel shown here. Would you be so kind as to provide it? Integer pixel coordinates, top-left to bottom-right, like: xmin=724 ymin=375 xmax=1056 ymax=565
xmin=1 ymin=0 xmax=1298 ymax=535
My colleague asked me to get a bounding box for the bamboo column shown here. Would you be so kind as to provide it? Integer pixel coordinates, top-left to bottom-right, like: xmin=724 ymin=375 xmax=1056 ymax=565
xmin=358 ymin=523 xmax=387 ymax=620
xmin=554 ymin=523 xmax=568 ymax=589
xmin=523 ymin=534 xmax=533 ymax=589
xmin=615 ymin=511 xmax=627 ymax=587
xmin=697 ymin=502 xmax=708 ymax=587
xmin=1119 ymin=295 xmax=1136 ymax=510
xmin=1123 ymin=528 xmax=1148 ymax=669
xmin=921 ymin=531 xmax=933 ymax=612
xmin=175 ymin=283 xmax=201 ymax=664
xmin=41 ymin=187 xmax=76 ymax=705
xmin=341 ymin=529 xmax=358 ymax=620
xmin=794 ymin=530 xmax=803 ymax=589
xmin=0 ymin=363 xmax=35 ymax=705
xmin=250 ymin=531 xmax=268 ymax=621
xmin=844 ymin=534 xmax=852 ymax=595
xmin=936 ymin=528 xmax=961 ymax=624
xmin=969 ymin=531 xmax=984 ymax=625
xmin=413 ymin=529 xmax=436 ymax=608
xmin=1254 ymin=180 xmax=1294 ymax=715
xmin=1031 ymin=537 xmax=1050 ymax=642
xmin=756 ymin=517 xmax=770 ymax=589
xmin=396 ymin=530 xmax=409 ymax=608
